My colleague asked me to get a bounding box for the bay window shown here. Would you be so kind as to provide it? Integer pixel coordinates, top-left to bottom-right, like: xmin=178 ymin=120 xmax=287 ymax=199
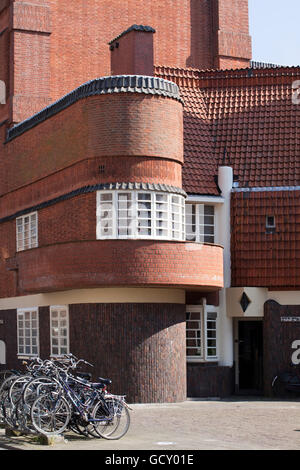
xmin=97 ymin=190 xmax=185 ymax=241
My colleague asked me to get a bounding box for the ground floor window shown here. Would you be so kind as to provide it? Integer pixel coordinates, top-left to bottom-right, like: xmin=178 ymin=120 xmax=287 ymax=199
xmin=17 ymin=308 xmax=39 ymax=356
xmin=50 ymin=306 xmax=69 ymax=356
xmin=186 ymin=304 xmax=218 ymax=361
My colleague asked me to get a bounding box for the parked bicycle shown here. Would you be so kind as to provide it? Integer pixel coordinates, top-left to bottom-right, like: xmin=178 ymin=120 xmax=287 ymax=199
xmin=0 ymin=354 xmax=131 ymax=440
xmin=272 ymin=364 xmax=300 ymax=397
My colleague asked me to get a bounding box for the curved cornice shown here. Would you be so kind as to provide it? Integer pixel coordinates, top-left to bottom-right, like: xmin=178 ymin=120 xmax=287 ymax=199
xmin=6 ymin=75 xmax=183 ymax=142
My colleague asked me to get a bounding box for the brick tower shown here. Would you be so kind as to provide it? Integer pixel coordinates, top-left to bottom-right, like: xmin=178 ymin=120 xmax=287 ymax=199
xmin=0 ymin=0 xmax=252 ymax=125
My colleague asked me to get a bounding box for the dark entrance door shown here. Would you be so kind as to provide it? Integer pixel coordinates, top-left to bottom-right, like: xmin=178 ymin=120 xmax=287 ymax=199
xmin=238 ymin=321 xmax=263 ymax=393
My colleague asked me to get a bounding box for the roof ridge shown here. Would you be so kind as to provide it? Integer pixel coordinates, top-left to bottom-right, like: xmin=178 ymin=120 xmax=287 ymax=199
xmin=155 ymin=64 xmax=300 ymax=88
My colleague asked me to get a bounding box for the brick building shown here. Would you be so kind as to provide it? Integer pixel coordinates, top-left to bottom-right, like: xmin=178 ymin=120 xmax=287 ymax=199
xmin=0 ymin=0 xmax=299 ymax=402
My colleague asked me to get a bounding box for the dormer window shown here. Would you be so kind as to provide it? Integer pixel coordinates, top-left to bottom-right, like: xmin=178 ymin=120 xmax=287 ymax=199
xmin=266 ymin=215 xmax=276 ymax=233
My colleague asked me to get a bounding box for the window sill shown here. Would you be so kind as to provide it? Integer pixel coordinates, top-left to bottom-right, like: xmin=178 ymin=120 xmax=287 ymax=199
xmin=187 ymin=357 xmax=218 ymax=363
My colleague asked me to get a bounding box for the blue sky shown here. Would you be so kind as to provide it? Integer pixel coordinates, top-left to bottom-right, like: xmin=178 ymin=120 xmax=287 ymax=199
xmin=249 ymin=0 xmax=300 ymax=66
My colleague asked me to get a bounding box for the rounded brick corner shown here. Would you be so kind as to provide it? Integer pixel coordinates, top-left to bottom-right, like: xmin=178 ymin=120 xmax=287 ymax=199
xmin=16 ymin=240 xmax=224 ymax=293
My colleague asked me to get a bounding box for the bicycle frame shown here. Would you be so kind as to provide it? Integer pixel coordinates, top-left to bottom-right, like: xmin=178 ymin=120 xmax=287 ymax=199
xmin=55 ymin=373 xmax=112 ymax=423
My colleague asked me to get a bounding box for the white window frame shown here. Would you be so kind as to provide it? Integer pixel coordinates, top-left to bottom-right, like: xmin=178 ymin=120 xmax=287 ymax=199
xmin=266 ymin=215 xmax=276 ymax=229
xmin=16 ymin=211 xmax=38 ymax=252
xmin=17 ymin=308 xmax=39 ymax=357
xmin=185 ymin=203 xmax=215 ymax=243
xmin=50 ymin=306 xmax=70 ymax=357
xmin=186 ymin=303 xmax=219 ymax=362
xmin=96 ymin=190 xmax=185 ymax=241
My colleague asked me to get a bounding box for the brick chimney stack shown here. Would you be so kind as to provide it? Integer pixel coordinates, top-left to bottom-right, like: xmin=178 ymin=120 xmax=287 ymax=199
xmin=109 ymin=25 xmax=155 ymax=76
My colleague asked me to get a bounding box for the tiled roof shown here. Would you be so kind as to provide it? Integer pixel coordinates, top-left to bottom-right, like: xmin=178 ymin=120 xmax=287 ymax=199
xmin=180 ymin=86 xmax=219 ymax=195
xmin=155 ymin=65 xmax=300 ymax=193
xmin=231 ymin=189 xmax=300 ymax=288
xmin=155 ymin=66 xmax=220 ymax=196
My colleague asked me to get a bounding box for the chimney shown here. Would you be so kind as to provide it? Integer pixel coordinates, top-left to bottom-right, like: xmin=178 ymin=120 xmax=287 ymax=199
xmin=109 ymin=25 xmax=155 ymax=76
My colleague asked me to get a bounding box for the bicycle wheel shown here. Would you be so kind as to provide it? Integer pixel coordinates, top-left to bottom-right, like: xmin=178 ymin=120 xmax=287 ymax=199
xmin=9 ymin=375 xmax=32 ymax=405
xmin=92 ymin=397 xmax=130 ymax=440
xmin=0 ymin=375 xmax=20 ymax=424
xmin=0 ymin=370 xmax=17 ymax=385
xmin=2 ymin=392 xmax=18 ymax=429
xmin=31 ymin=393 xmax=71 ymax=436
xmin=15 ymin=398 xmax=36 ymax=434
xmin=22 ymin=376 xmax=57 ymax=405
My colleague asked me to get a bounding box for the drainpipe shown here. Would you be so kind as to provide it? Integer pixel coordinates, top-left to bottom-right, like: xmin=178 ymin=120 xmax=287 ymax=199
xmin=217 ymin=166 xmax=233 ymax=367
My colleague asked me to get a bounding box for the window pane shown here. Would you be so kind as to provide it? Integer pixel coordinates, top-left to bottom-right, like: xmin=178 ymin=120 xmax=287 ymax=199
xmin=16 ymin=213 xmax=38 ymax=252
xmin=17 ymin=309 xmax=39 ymax=356
xmin=206 ymin=312 xmax=217 ymax=358
xmin=186 ymin=310 xmax=202 ymax=358
xmin=51 ymin=307 xmax=69 ymax=356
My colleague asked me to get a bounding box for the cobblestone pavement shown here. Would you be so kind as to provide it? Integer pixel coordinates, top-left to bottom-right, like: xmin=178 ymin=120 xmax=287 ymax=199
xmin=1 ymin=398 xmax=300 ymax=451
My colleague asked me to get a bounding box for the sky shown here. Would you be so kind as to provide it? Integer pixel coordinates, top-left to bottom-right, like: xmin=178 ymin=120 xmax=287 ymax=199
xmin=249 ymin=0 xmax=300 ymax=66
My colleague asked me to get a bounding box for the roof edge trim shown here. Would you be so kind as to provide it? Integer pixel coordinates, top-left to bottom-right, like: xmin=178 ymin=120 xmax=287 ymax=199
xmin=6 ymin=75 xmax=182 ymax=142
xmin=232 ymin=186 xmax=300 ymax=193
xmin=0 ymin=182 xmax=187 ymax=224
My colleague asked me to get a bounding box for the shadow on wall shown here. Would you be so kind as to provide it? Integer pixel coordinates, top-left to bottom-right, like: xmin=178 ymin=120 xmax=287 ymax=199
xmin=186 ymin=0 xmax=214 ymax=69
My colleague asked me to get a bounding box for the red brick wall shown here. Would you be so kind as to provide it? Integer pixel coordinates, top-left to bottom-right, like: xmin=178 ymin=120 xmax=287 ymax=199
xmin=231 ymin=190 xmax=300 ymax=288
xmin=0 ymin=157 xmax=182 ymax=220
xmin=110 ymin=29 xmax=154 ymax=77
xmin=2 ymin=0 xmax=252 ymax=124
xmin=48 ymin=0 xmax=214 ymax=102
xmin=0 ymin=93 xmax=183 ymax=196
xmin=0 ymin=4 xmax=10 ymax=124
xmin=15 ymin=240 xmax=224 ymax=294
xmin=10 ymin=0 xmax=52 ymax=123
xmin=213 ymin=0 xmax=252 ymax=69
xmin=48 ymin=0 xmax=251 ymax=103
xmin=69 ymin=303 xmax=187 ymax=403
xmin=0 ymin=303 xmax=187 ymax=403
xmin=0 ymin=220 xmax=17 ymax=298
xmin=0 ymin=89 xmax=186 ymax=299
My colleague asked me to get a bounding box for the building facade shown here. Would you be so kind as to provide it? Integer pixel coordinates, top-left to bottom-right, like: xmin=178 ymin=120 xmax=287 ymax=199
xmin=0 ymin=0 xmax=299 ymax=402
